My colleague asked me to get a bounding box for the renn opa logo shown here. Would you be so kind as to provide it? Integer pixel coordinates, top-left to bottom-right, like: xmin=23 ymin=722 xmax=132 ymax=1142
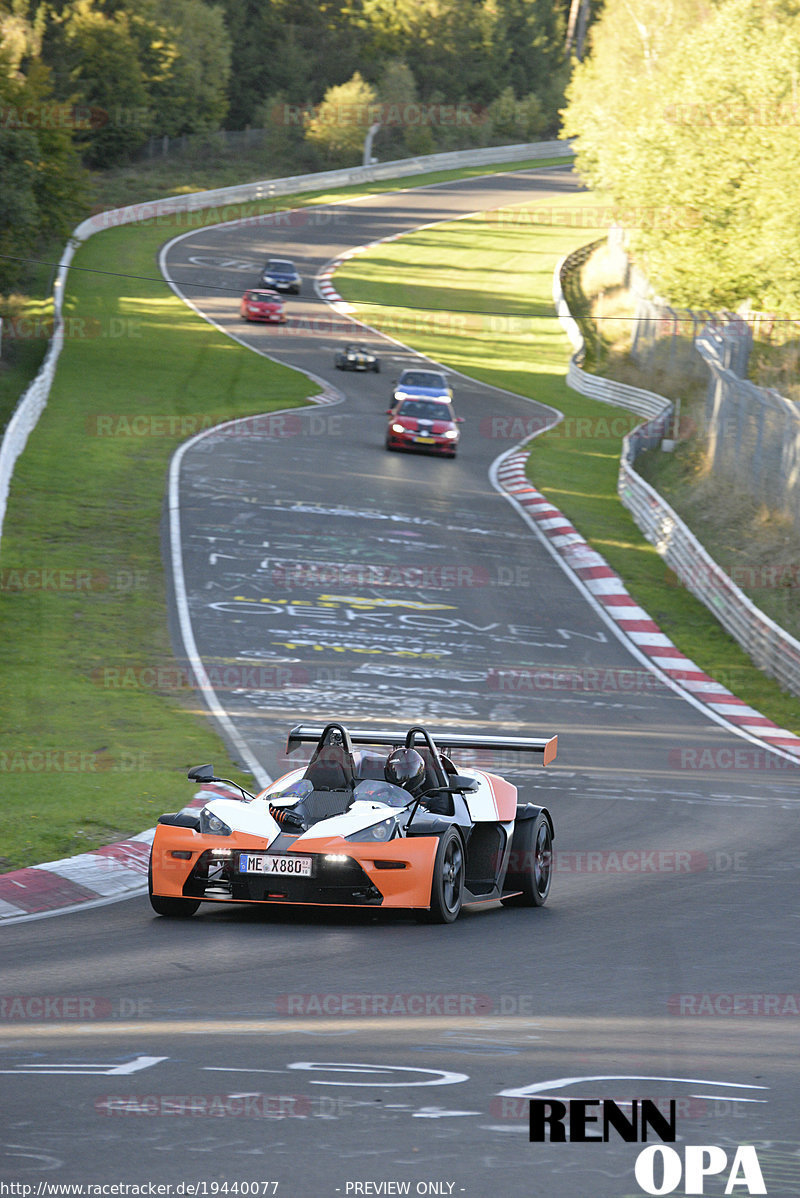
xmin=529 ymin=1099 xmax=766 ymax=1194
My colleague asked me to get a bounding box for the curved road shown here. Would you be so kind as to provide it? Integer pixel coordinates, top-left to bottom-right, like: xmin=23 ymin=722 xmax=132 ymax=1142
xmin=1 ymin=168 xmax=798 ymax=1198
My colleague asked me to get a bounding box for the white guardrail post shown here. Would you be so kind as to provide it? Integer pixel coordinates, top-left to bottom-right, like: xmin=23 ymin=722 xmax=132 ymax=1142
xmin=553 ymin=247 xmax=800 ymax=697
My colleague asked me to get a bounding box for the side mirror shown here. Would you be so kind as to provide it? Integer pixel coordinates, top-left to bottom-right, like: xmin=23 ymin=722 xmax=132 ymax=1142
xmin=422 ymin=775 xmax=480 ymax=798
xmin=187 ymin=763 xmax=215 ymax=783
xmin=455 ymin=417 xmax=465 ymax=424
xmin=187 ymin=763 xmax=256 ymax=802
xmin=449 ymin=774 xmax=479 ymax=793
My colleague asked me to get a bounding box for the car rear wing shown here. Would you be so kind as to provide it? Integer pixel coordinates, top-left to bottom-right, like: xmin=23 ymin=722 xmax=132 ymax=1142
xmin=286 ymin=724 xmax=557 ymax=767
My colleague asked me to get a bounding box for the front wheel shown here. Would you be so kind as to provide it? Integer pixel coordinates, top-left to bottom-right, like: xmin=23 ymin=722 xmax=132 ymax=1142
xmin=501 ymin=812 xmax=552 ymax=907
xmin=420 ymin=827 xmax=464 ymax=923
xmin=373 ymin=362 xmax=381 ymax=373
xmin=148 ymin=856 xmax=200 ymax=918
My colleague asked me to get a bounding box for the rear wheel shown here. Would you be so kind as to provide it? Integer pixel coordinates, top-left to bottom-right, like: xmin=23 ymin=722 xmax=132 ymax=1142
xmin=502 ymin=813 xmax=552 ymax=907
xmin=420 ymin=827 xmax=464 ymax=923
xmin=148 ymin=856 xmax=200 ymax=917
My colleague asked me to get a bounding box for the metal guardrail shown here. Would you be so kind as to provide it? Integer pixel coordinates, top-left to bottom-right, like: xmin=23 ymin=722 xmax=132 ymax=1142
xmin=80 ymin=140 xmax=573 ymax=234
xmin=0 ymin=237 xmax=80 ymax=544
xmin=565 ymin=359 xmax=671 ymax=420
xmin=0 ymin=139 xmax=574 ymax=545
xmin=554 ymin=246 xmax=800 ymax=698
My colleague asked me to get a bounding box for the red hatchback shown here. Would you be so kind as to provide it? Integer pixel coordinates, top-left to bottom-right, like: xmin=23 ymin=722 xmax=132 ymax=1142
xmin=240 ymin=288 xmax=286 ymax=323
xmin=386 ymin=398 xmax=463 ymax=458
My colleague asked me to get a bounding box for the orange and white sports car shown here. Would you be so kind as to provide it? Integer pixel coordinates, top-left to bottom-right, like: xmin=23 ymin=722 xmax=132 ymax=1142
xmin=148 ymin=722 xmax=557 ymax=924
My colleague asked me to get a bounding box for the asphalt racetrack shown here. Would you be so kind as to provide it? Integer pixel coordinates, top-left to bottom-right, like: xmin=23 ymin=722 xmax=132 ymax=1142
xmin=2 ymin=168 xmax=798 ymax=1198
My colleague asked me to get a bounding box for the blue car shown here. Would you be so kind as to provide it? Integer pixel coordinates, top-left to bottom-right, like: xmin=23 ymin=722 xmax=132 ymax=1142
xmin=260 ymin=258 xmax=301 ymax=294
xmin=391 ymin=368 xmax=453 ymax=407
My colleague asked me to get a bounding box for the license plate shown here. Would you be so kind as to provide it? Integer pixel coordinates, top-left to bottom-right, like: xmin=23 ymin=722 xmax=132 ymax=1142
xmin=415 ymin=436 xmax=435 ymax=443
xmin=239 ymin=853 xmax=313 ymax=877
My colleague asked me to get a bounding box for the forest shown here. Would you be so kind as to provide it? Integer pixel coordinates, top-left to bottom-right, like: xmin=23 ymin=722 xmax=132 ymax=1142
xmin=0 ymin=0 xmax=575 ymax=289
xmin=3 ymin=0 xmax=800 ymax=311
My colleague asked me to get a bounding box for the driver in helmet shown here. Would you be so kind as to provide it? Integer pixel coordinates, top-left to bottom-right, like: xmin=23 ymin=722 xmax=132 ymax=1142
xmin=384 ymin=747 xmax=427 ymax=797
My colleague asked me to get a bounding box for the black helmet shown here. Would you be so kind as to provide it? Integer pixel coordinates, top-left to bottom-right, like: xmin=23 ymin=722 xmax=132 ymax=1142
xmin=385 ymin=747 xmax=426 ymax=795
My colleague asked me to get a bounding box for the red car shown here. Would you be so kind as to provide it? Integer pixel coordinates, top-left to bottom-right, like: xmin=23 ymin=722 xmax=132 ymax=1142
xmin=240 ymin=288 xmax=286 ymax=323
xmin=386 ymin=398 xmax=463 ymax=458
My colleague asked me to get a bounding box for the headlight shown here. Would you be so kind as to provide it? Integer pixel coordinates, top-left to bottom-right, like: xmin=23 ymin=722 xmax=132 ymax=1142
xmin=199 ymin=808 xmax=232 ymax=836
xmin=391 ymin=423 xmax=407 ymax=434
xmin=443 ymin=429 xmax=458 ymax=439
xmin=345 ymin=817 xmax=397 ymax=843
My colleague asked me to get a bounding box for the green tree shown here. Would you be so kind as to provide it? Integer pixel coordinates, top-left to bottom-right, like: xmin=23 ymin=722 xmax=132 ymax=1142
xmin=215 ymin=0 xmax=288 ymax=128
xmin=562 ymin=0 xmax=709 ymax=191
xmin=145 ymin=0 xmax=231 ymax=136
xmin=0 ymin=54 xmax=86 ymax=292
xmin=0 ymin=0 xmax=43 ymax=71
xmin=58 ymin=0 xmax=152 ymax=165
xmin=492 ymin=0 xmax=569 ymax=119
xmin=304 ymin=70 xmax=378 ymax=162
xmin=488 ymin=85 xmax=545 ymax=141
xmin=563 ymin=0 xmax=800 ymax=310
xmin=373 ymin=59 xmax=432 ymax=156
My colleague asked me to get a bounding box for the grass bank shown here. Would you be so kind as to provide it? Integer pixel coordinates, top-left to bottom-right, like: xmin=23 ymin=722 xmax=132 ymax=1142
xmin=0 ymin=223 xmax=315 ymax=870
xmin=332 ymin=193 xmax=800 ymax=736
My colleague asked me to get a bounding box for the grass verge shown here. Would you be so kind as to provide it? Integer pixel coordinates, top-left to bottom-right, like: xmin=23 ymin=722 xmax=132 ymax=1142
xmin=332 ymin=193 xmax=800 ymax=736
xmin=0 ymin=224 xmax=316 ymax=871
